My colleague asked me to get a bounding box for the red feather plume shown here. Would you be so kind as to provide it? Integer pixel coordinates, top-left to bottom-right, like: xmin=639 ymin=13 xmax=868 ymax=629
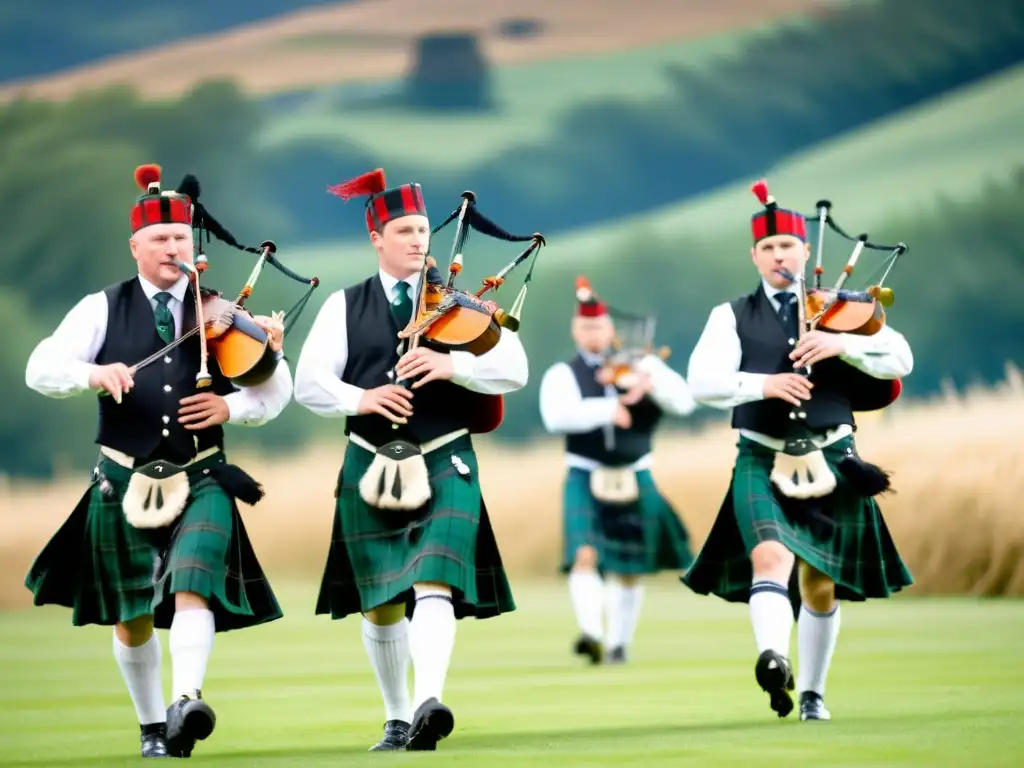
xmin=751 ymin=178 xmax=770 ymax=205
xmin=327 ymin=168 xmax=387 ymax=200
xmin=134 ymin=164 xmax=162 ymax=191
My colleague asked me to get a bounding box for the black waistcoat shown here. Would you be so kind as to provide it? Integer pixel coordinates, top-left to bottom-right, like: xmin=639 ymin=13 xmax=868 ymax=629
xmin=563 ymin=354 xmax=663 ymax=467
xmin=340 ymin=275 xmax=479 ymax=446
xmin=94 ymin=277 xmax=237 ymax=463
xmin=729 ymin=284 xmax=855 ymax=438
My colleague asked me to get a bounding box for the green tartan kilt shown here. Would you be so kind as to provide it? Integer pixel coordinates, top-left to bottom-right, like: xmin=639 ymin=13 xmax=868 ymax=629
xmin=559 ymin=467 xmax=693 ymax=576
xmin=682 ymin=434 xmax=913 ymax=604
xmin=25 ymin=451 xmax=283 ymax=632
xmin=315 ymin=433 xmax=515 ymax=621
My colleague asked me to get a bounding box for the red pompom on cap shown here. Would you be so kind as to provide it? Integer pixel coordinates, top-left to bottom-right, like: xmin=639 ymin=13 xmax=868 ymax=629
xmin=327 ymin=168 xmax=387 ymax=201
xmin=751 ymin=178 xmax=775 ymax=207
xmin=575 ymin=275 xmax=593 ymax=302
xmin=134 ymin=164 xmax=162 ymax=192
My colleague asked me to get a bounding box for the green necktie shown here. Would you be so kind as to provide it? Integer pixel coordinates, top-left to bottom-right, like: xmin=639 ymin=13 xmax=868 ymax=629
xmin=391 ymin=281 xmax=412 ymax=329
xmin=154 ymin=292 xmax=175 ymax=345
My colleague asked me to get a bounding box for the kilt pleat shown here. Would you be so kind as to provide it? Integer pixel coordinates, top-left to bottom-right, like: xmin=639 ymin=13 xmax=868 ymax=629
xmin=315 ymin=435 xmax=515 ymax=620
xmin=559 ymin=467 xmax=693 ymax=576
xmin=682 ymin=435 xmax=913 ymax=603
xmin=151 ymin=473 xmax=283 ymax=633
xmin=25 ymin=452 xmax=283 ymax=632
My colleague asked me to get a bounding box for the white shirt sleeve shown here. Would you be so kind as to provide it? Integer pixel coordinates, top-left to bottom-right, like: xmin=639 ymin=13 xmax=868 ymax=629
xmin=837 ymin=324 xmax=914 ymax=379
xmin=686 ymin=302 xmax=769 ymax=410
xmin=222 ymin=360 xmax=294 ymax=427
xmin=686 ymin=301 xmax=915 ymax=413
xmin=293 ymin=289 xmax=367 ymax=418
xmin=636 ymin=353 xmax=697 ymax=416
xmin=24 ymin=292 xmax=109 ymax=398
xmin=449 ymin=327 xmax=529 ymax=394
xmin=538 ymin=362 xmax=618 ymax=434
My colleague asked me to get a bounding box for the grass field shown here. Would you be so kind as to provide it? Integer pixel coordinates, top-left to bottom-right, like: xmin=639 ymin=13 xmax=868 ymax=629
xmin=2 ymin=580 xmax=1023 ymax=766
xmin=274 ymin=61 xmax=1024 ymax=290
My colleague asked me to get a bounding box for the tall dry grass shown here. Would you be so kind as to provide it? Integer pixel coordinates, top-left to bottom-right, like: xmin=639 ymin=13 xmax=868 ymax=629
xmin=2 ymin=366 xmax=1022 ymax=609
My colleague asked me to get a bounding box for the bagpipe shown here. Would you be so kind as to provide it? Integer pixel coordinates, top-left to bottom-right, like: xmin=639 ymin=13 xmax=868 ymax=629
xmin=769 ymin=197 xmax=907 ymax=503
xmin=391 ymin=190 xmax=546 ymax=433
xmin=106 ymin=174 xmax=320 ymax=393
xmin=597 ymin=304 xmax=671 ymax=392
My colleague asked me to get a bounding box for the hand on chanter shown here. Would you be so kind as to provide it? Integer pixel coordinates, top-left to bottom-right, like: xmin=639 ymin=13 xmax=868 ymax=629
xmin=178 ymin=393 xmax=230 ymax=430
xmin=763 ymin=373 xmax=813 ymax=407
xmin=395 ymin=347 xmax=454 ymax=389
xmin=613 ymin=402 xmax=632 ymax=429
xmin=619 ymin=371 xmax=653 ymax=406
xmin=358 ymin=385 xmax=414 ymax=425
xmin=790 ymin=330 xmax=845 ymax=369
xmin=89 ymin=363 xmax=135 ymax=403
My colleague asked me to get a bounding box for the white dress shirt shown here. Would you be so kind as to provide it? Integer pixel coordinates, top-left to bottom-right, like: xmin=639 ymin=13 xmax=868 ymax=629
xmin=24 ymin=273 xmax=294 ymax=426
xmin=538 ymin=348 xmax=697 ymax=471
xmin=686 ymin=278 xmax=914 ymax=449
xmin=293 ymin=267 xmax=529 ymax=419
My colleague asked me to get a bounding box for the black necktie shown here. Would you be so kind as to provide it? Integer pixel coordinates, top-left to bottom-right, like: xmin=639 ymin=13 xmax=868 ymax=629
xmin=776 ymin=291 xmax=798 ymax=340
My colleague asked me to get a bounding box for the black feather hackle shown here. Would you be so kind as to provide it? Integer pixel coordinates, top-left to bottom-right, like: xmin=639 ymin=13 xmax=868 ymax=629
xmin=837 ymin=452 xmax=892 ymax=497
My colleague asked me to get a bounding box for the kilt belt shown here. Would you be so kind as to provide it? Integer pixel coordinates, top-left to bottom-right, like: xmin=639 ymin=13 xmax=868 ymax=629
xmin=100 ymin=444 xmax=221 ymax=469
xmin=753 ymin=425 xmax=852 ymax=502
xmin=743 ymin=424 xmax=851 ymax=453
xmin=98 ymin=445 xmax=222 ymax=530
xmin=348 ymin=428 xmax=469 ymax=512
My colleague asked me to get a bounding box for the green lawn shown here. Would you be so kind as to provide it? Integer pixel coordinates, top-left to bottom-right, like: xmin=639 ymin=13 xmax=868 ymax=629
xmin=2 ymin=578 xmax=1022 ymax=766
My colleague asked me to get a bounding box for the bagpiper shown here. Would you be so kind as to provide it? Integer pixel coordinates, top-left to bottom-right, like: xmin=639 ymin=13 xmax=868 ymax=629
xmin=23 ymin=164 xmax=296 ymax=758
xmin=681 ymin=179 xmax=914 ymax=721
xmin=539 ymin=276 xmax=697 ymax=665
xmin=294 ymin=169 xmax=542 ymax=752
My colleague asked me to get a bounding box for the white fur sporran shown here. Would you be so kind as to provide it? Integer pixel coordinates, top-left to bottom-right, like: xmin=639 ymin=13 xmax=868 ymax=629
xmin=590 ymin=466 xmax=640 ymax=504
xmin=770 ymin=437 xmax=837 ymax=500
xmin=122 ymin=460 xmax=190 ymax=529
xmin=358 ymin=440 xmax=432 ymax=511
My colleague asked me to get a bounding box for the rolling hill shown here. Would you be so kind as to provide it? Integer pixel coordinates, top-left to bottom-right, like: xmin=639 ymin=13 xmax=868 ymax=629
xmin=0 ymin=0 xmax=825 ymax=102
xmin=277 ymin=62 xmax=1024 ymax=290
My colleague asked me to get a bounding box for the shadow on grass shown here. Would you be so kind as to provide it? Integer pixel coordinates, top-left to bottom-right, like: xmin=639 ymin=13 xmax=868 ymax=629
xmin=8 ymin=708 xmax=996 ymax=766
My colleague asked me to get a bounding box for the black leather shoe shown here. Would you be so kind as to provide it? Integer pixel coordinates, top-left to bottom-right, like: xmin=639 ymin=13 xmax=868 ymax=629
xmin=606 ymin=646 xmax=627 ymax=664
xmin=406 ymin=697 xmax=455 ymax=751
xmin=754 ymin=650 xmax=795 ymax=718
xmin=573 ymin=634 xmax=603 ymax=665
xmin=166 ymin=690 xmax=216 ymax=758
xmin=799 ymin=691 xmax=831 ymax=721
xmin=368 ymin=719 xmax=410 ymax=751
xmin=140 ymin=723 xmax=169 ymax=758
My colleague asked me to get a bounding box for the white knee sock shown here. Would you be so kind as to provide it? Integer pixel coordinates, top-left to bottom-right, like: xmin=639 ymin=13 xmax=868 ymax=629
xmin=362 ymin=617 xmax=413 ymax=723
xmin=603 ymin=577 xmax=644 ymax=650
xmin=113 ymin=630 xmax=166 ymax=725
xmin=568 ymin=568 xmax=604 ymax=641
xmin=620 ymin=583 xmax=644 ymax=648
xmin=408 ymin=586 xmax=456 ymax=709
xmin=796 ymin=603 xmax=841 ymax=695
xmin=169 ymin=608 xmax=215 ymax=699
xmin=749 ymin=578 xmax=794 ymax=657
xmin=603 ymin=576 xmax=626 ymax=649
